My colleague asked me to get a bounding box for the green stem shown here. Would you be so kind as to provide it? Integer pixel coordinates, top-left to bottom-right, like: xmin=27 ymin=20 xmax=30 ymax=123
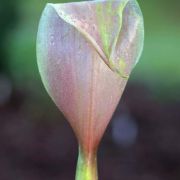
xmin=75 ymin=146 xmax=98 ymax=180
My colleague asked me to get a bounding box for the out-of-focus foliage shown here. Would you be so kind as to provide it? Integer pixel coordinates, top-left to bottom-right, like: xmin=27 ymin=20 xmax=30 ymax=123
xmin=1 ymin=0 xmax=180 ymax=100
xmin=131 ymin=0 xmax=180 ymax=100
xmin=0 ymin=1 xmax=19 ymax=72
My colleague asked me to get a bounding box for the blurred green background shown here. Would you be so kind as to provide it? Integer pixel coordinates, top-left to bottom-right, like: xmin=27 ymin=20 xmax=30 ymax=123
xmin=1 ymin=0 xmax=180 ymax=100
xmin=0 ymin=0 xmax=180 ymax=180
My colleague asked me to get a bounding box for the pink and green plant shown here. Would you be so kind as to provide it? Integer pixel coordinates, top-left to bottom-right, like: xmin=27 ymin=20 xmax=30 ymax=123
xmin=36 ymin=0 xmax=144 ymax=179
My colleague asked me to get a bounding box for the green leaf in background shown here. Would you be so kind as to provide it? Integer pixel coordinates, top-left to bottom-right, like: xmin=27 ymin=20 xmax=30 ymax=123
xmin=5 ymin=0 xmax=180 ymax=100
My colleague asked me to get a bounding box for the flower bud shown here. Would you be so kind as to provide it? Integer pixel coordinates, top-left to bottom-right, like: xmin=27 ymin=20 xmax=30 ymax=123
xmin=37 ymin=0 xmax=144 ymax=179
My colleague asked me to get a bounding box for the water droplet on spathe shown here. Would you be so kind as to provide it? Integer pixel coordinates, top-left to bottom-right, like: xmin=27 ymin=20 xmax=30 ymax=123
xmin=71 ymin=17 xmax=77 ymax=24
xmin=59 ymin=11 xmax=63 ymax=16
xmin=84 ymin=23 xmax=89 ymax=29
xmin=92 ymin=24 xmax=96 ymax=31
xmin=50 ymin=34 xmax=55 ymax=46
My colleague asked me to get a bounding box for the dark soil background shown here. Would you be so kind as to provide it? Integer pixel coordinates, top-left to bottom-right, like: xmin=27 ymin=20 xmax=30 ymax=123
xmin=0 ymin=83 xmax=180 ymax=180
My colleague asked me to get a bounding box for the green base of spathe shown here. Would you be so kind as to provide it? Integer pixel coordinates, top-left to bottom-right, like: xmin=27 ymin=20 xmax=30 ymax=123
xmin=76 ymin=147 xmax=98 ymax=180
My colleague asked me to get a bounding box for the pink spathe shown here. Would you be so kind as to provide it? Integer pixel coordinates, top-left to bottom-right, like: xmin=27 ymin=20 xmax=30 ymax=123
xmin=37 ymin=1 xmax=144 ymax=178
xmin=37 ymin=4 xmax=127 ymax=152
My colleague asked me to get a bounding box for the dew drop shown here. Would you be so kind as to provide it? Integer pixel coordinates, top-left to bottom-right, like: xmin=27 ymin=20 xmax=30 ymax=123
xmin=78 ymin=47 xmax=81 ymax=54
xmin=71 ymin=17 xmax=77 ymax=24
xmin=92 ymin=24 xmax=96 ymax=31
xmin=87 ymin=4 xmax=91 ymax=10
xmin=50 ymin=41 xmax=55 ymax=46
xmin=59 ymin=11 xmax=63 ymax=16
xmin=50 ymin=34 xmax=55 ymax=46
xmin=84 ymin=23 xmax=89 ymax=29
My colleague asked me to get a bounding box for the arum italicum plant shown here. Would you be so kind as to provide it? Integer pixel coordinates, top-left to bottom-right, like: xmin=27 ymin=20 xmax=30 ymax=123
xmin=36 ymin=0 xmax=144 ymax=179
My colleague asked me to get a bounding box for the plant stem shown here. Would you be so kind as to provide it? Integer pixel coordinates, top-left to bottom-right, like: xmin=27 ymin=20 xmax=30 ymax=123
xmin=75 ymin=146 xmax=98 ymax=180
